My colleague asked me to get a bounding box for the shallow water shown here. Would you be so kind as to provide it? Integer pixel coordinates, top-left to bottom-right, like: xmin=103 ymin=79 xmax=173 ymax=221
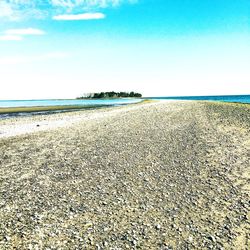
xmin=148 ymin=95 xmax=250 ymax=104
xmin=0 ymin=98 xmax=142 ymax=108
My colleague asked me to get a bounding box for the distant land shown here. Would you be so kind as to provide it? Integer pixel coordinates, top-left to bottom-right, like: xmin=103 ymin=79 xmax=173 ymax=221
xmin=77 ymin=91 xmax=142 ymax=99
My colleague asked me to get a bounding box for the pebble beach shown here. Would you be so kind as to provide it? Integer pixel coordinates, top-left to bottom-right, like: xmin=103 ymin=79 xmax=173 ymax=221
xmin=0 ymin=101 xmax=249 ymax=249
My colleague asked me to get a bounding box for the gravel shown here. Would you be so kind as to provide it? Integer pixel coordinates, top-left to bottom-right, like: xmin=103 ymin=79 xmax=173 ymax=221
xmin=0 ymin=101 xmax=249 ymax=249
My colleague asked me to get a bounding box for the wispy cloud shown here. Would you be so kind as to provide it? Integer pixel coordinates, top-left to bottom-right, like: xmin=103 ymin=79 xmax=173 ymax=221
xmin=0 ymin=0 xmax=137 ymax=21
xmin=53 ymin=12 xmax=105 ymax=20
xmin=50 ymin=0 xmax=136 ymax=9
xmin=0 ymin=28 xmax=45 ymax=42
xmin=0 ymin=1 xmax=14 ymax=19
xmin=0 ymin=1 xmax=44 ymax=21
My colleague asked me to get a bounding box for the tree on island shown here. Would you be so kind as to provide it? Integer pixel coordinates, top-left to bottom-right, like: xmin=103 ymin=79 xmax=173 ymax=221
xmin=77 ymin=91 xmax=142 ymax=99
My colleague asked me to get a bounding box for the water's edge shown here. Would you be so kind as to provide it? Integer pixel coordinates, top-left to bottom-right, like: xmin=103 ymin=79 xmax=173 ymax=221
xmin=0 ymin=95 xmax=249 ymax=120
xmin=145 ymin=95 xmax=250 ymax=104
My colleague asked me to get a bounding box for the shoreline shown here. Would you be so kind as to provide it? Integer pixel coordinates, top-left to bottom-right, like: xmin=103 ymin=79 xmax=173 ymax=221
xmin=0 ymin=98 xmax=144 ymax=115
xmin=0 ymin=98 xmax=248 ymax=115
xmin=0 ymin=104 xmax=127 ymax=115
xmin=0 ymin=100 xmax=159 ymax=139
xmin=0 ymin=100 xmax=249 ymax=139
xmin=0 ymin=99 xmax=249 ymax=121
xmin=0 ymin=99 xmax=148 ymax=120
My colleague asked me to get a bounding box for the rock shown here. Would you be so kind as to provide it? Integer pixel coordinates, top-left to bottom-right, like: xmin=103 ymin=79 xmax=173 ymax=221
xmin=208 ymin=235 xmax=216 ymax=242
xmin=5 ymin=235 xmax=11 ymax=241
xmin=132 ymin=240 xmax=137 ymax=246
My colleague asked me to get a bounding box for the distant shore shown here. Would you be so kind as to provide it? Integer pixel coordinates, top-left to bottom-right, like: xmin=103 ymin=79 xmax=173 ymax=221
xmin=0 ymin=101 xmax=249 ymax=249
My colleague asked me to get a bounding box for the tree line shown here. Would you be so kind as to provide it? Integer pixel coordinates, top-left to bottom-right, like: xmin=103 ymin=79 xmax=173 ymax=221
xmin=77 ymin=91 xmax=142 ymax=99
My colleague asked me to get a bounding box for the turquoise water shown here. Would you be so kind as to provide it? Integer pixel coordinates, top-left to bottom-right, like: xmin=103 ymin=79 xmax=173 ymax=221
xmin=0 ymin=98 xmax=142 ymax=108
xmin=148 ymin=95 xmax=250 ymax=104
xmin=0 ymin=96 xmax=249 ymax=109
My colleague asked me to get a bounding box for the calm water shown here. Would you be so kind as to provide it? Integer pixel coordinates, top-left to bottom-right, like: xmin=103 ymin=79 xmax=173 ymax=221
xmin=148 ymin=95 xmax=250 ymax=104
xmin=0 ymin=98 xmax=142 ymax=108
xmin=0 ymin=96 xmax=249 ymax=109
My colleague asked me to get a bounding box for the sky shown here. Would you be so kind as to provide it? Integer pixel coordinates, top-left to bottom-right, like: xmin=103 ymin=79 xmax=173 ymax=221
xmin=0 ymin=0 xmax=250 ymax=100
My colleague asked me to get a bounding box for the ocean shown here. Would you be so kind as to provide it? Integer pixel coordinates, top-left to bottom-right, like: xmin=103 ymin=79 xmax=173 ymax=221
xmin=147 ymin=95 xmax=250 ymax=104
xmin=0 ymin=98 xmax=142 ymax=108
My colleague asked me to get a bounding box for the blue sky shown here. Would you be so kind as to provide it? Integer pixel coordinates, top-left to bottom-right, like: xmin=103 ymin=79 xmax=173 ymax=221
xmin=0 ymin=0 xmax=249 ymax=99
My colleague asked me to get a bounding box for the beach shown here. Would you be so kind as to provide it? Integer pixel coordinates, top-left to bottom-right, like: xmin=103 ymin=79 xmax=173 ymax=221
xmin=0 ymin=101 xmax=249 ymax=249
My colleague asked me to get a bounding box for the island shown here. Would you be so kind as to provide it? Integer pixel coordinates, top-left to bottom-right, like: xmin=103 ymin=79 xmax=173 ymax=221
xmin=77 ymin=91 xmax=142 ymax=99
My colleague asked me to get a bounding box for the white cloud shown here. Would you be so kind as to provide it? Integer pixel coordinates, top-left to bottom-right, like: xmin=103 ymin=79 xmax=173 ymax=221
xmin=50 ymin=0 xmax=133 ymax=8
xmin=0 ymin=2 xmax=14 ymax=18
xmin=53 ymin=12 xmax=105 ymax=20
xmin=0 ymin=35 xmax=23 ymax=41
xmin=0 ymin=28 xmax=45 ymax=42
xmin=5 ymin=28 xmax=45 ymax=35
xmin=0 ymin=0 xmax=136 ymax=21
xmin=0 ymin=1 xmax=40 ymax=21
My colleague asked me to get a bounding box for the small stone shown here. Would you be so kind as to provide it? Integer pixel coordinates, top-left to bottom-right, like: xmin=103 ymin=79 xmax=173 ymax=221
xmin=132 ymin=240 xmax=137 ymax=246
xmin=155 ymin=224 xmax=161 ymax=230
xmin=188 ymin=236 xmax=193 ymax=242
xmin=85 ymin=222 xmax=92 ymax=227
xmin=5 ymin=235 xmax=11 ymax=241
xmin=208 ymin=235 xmax=216 ymax=242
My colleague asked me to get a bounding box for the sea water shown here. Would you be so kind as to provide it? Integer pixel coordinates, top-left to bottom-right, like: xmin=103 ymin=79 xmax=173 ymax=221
xmin=148 ymin=95 xmax=250 ymax=104
xmin=0 ymin=98 xmax=142 ymax=108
